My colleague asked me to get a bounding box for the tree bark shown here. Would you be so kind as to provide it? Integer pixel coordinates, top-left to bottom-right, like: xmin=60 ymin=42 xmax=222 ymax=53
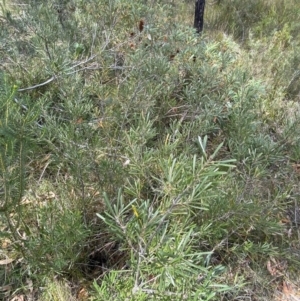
xmin=194 ymin=0 xmax=205 ymax=34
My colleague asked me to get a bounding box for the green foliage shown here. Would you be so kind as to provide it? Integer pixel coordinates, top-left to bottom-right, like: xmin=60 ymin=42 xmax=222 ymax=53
xmin=207 ymin=0 xmax=300 ymax=41
xmin=0 ymin=75 xmax=39 ymax=246
xmin=95 ymin=136 xmax=235 ymax=300
xmin=1 ymin=0 xmax=300 ymax=300
xmin=24 ymin=203 xmax=89 ymax=275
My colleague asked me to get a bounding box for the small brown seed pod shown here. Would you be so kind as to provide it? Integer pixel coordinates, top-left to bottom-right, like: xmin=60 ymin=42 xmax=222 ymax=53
xmin=138 ymin=19 xmax=145 ymax=32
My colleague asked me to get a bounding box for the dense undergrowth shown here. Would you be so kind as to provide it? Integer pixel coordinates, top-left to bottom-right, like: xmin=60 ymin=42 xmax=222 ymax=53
xmin=1 ymin=0 xmax=300 ymax=300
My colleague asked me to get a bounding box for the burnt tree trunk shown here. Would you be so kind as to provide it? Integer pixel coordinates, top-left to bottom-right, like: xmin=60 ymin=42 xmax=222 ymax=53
xmin=194 ymin=0 xmax=206 ymax=34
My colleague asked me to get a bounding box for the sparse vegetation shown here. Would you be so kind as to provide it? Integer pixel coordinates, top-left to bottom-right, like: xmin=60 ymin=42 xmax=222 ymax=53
xmin=1 ymin=0 xmax=300 ymax=300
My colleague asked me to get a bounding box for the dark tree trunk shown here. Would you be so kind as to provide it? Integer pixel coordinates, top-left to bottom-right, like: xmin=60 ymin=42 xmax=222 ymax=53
xmin=194 ymin=0 xmax=206 ymax=34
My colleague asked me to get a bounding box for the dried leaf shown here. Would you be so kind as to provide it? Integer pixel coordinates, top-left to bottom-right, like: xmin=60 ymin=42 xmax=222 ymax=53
xmin=123 ymin=159 xmax=130 ymax=167
xmin=0 ymin=258 xmax=14 ymax=265
xmin=266 ymin=259 xmax=277 ymax=276
xmin=292 ymin=163 xmax=300 ymax=173
xmin=10 ymin=295 xmax=25 ymax=301
xmin=1 ymin=239 xmax=11 ymax=249
xmin=77 ymin=287 xmax=89 ymax=300
xmin=282 ymin=281 xmax=291 ymax=295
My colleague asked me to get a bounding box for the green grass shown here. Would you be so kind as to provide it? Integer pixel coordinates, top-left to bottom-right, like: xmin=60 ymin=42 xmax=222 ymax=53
xmin=1 ymin=0 xmax=300 ymax=300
